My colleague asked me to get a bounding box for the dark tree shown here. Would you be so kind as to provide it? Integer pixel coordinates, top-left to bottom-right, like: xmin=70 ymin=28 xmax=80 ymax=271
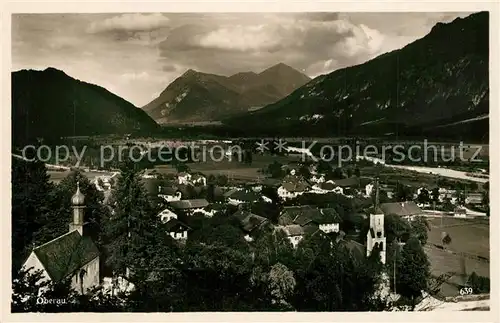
xmin=467 ymin=272 xmax=490 ymax=294
xmin=332 ymin=167 xmax=344 ymax=180
xmin=396 ymin=237 xmax=430 ymax=309
xmin=12 ymin=267 xmax=125 ymax=312
xmin=101 ymin=162 xmax=158 ymax=279
xmin=245 ymin=150 xmax=253 ymax=165
xmin=298 ymin=165 xmax=311 ymax=179
xmin=468 ymin=182 xmax=478 ymax=191
xmin=175 ymin=162 xmax=190 ymax=173
xmin=442 ymin=196 xmax=454 ymax=211
xmin=206 ymin=183 xmax=215 ymax=202
xmin=395 ymin=182 xmax=412 ymax=202
xmin=12 ymin=267 xmax=81 ymax=312
xmin=417 ymin=188 xmax=430 ymax=204
xmin=267 ymin=161 xmax=285 ymax=179
xmin=317 ymin=160 xmax=332 ymax=175
xmin=370 ymin=187 xmax=390 ymax=205
xmin=384 ymin=214 xmax=411 ymax=244
xmin=481 ymin=191 xmax=489 ymax=207
xmin=11 ymin=156 xmax=54 ymax=273
xmin=455 ymin=190 xmax=466 ymax=206
xmin=430 ymin=187 xmax=440 ymax=204
xmin=292 ymin=233 xmax=382 ymax=311
xmin=215 ymin=174 xmax=229 ymax=186
xmin=441 ymin=232 xmax=452 ymax=248
xmin=411 ymin=216 xmax=430 ymax=245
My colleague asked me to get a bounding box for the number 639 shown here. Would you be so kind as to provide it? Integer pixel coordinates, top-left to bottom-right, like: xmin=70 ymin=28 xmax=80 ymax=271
xmin=459 ymin=287 xmax=473 ymax=295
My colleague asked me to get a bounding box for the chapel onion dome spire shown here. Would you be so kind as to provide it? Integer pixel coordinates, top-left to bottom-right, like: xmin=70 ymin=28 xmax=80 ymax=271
xmin=71 ymin=181 xmax=85 ymax=206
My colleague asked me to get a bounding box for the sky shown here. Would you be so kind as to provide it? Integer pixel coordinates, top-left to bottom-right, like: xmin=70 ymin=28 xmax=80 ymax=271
xmin=12 ymin=12 xmax=473 ymax=107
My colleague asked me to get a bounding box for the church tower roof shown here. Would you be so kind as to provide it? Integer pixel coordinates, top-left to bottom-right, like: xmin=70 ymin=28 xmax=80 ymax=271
xmin=71 ymin=181 xmax=85 ymax=206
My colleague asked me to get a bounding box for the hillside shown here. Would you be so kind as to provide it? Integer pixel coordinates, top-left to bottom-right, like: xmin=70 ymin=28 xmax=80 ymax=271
xmin=142 ymin=63 xmax=311 ymax=124
xmin=226 ymin=12 xmax=489 ymax=142
xmin=12 ymin=68 xmax=159 ymax=144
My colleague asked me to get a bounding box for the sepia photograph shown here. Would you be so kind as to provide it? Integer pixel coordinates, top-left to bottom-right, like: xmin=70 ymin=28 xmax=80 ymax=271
xmin=5 ymin=2 xmax=495 ymax=317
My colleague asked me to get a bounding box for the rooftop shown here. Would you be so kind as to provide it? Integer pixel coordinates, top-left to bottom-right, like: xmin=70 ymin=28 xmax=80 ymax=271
xmin=279 ymin=206 xmax=342 ymax=226
xmin=275 ymin=224 xmax=317 ymax=237
xmin=281 ymin=181 xmax=309 ymax=193
xmin=233 ymin=210 xmax=268 ymax=233
xmin=339 ymin=239 xmax=365 ymax=262
xmin=169 ymin=199 xmax=209 ymax=209
xmin=163 ymin=218 xmax=191 ymax=232
xmin=379 ymin=201 xmax=423 ymax=217
xmin=226 ymin=189 xmax=260 ymax=202
xmin=33 ymin=230 xmax=99 ymax=282
xmin=330 ymin=177 xmax=360 ymax=188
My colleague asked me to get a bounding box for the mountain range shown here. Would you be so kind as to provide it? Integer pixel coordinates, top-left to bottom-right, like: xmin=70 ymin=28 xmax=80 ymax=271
xmin=226 ymin=11 xmax=489 ymax=141
xmin=11 ymin=12 xmax=489 ymax=144
xmin=142 ymin=63 xmax=311 ymax=124
xmin=12 ymin=68 xmax=159 ymax=144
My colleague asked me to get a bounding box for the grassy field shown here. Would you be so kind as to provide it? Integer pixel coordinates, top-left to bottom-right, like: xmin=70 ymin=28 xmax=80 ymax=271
xmin=154 ymin=154 xmax=301 ymax=181
xmin=424 ymin=217 xmax=489 ymax=297
xmin=427 ymin=217 xmax=489 ymax=259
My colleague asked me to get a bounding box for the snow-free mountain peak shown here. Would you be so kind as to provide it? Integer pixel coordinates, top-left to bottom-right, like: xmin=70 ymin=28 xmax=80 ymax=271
xmin=142 ymin=63 xmax=311 ymax=124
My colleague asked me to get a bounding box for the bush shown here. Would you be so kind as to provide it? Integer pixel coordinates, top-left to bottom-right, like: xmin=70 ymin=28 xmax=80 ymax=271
xmin=467 ymin=272 xmax=490 ymax=294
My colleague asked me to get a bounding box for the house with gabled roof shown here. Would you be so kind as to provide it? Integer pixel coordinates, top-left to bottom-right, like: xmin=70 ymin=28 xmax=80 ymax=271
xmin=226 ymin=189 xmax=261 ymax=206
xmin=223 ymin=187 xmax=243 ymax=198
xmin=325 ymin=177 xmax=360 ymax=196
xmin=274 ymin=224 xmax=317 ymax=248
xmin=233 ymin=210 xmax=269 ymax=241
xmin=169 ymin=199 xmax=210 ymax=215
xmin=311 ymin=181 xmax=345 ymax=195
xmin=277 ymin=174 xmax=311 ymax=200
xmin=317 ymin=208 xmax=342 ymax=233
xmin=163 ymin=218 xmax=191 ymax=241
xmin=279 ymin=205 xmax=342 ymax=234
xmin=193 ymin=203 xmax=226 ymax=218
xmin=22 ymin=183 xmax=100 ymax=295
xmin=379 ymin=201 xmax=423 ymax=221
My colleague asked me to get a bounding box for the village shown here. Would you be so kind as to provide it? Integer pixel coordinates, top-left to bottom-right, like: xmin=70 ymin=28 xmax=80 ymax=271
xmin=14 ymin=141 xmax=490 ymax=311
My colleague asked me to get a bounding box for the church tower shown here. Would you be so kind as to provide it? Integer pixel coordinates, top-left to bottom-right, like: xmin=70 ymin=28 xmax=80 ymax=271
xmin=70 ymin=181 xmax=86 ymax=236
xmin=366 ymin=178 xmax=386 ymax=264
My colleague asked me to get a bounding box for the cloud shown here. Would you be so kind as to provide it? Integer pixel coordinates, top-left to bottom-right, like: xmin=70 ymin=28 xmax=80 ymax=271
xmin=334 ymin=23 xmax=385 ymax=59
xmin=196 ymin=25 xmax=284 ymax=52
xmin=157 ymin=15 xmax=385 ymax=77
xmin=121 ymin=71 xmax=150 ymax=81
xmin=87 ymin=13 xmax=170 ymax=33
xmin=12 ymin=12 xmax=474 ymax=106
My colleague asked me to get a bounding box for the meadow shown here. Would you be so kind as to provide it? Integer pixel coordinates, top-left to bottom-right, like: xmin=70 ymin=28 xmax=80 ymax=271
xmin=424 ymin=216 xmax=489 ymax=298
